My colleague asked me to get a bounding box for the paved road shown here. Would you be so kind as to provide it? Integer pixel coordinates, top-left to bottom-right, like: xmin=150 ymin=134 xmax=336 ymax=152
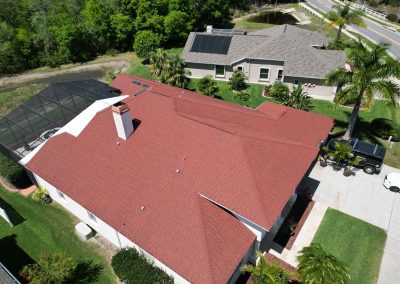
xmin=306 ymin=0 xmax=400 ymax=58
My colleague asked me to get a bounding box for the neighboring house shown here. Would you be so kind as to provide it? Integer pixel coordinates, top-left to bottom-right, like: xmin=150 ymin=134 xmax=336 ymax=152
xmin=182 ymin=24 xmax=346 ymax=97
xmin=21 ymin=75 xmax=333 ymax=284
xmin=0 ymin=262 xmax=20 ymax=284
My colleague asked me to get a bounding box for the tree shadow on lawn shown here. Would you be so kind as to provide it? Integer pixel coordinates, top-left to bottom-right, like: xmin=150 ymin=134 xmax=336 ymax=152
xmin=332 ymin=113 xmax=383 ymax=146
xmin=0 ymin=197 xmax=25 ymax=226
xmin=66 ymin=260 xmax=103 ymax=284
xmin=0 ymin=234 xmax=35 ymax=283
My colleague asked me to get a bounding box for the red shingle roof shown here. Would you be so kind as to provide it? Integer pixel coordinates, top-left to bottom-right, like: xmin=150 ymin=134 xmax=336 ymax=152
xmin=26 ymin=74 xmax=333 ymax=283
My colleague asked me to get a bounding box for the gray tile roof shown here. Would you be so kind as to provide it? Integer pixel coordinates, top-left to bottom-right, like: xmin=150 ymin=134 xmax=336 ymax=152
xmin=182 ymin=25 xmax=345 ymax=79
xmin=0 ymin=262 xmax=20 ymax=284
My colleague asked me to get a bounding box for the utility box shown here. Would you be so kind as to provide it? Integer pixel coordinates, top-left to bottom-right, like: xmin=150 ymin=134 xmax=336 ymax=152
xmin=75 ymin=222 xmax=94 ymax=240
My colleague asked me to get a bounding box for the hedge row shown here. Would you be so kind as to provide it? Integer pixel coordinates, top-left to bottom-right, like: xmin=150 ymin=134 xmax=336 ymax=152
xmin=111 ymin=247 xmax=173 ymax=284
xmin=370 ymin=118 xmax=400 ymax=142
xmin=0 ymin=153 xmax=26 ymax=186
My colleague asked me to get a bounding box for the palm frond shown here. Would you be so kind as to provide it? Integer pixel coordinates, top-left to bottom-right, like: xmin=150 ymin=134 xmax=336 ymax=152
xmin=325 ymin=68 xmax=352 ymax=86
xmin=369 ymin=79 xmax=400 ymax=105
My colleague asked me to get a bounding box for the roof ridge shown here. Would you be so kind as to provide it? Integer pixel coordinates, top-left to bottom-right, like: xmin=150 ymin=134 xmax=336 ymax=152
xmin=197 ymin=196 xmax=219 ymax=284
xmin=236 ymin=137 xmax=272 ymax=226
xmin=176 ymin=112 xmax=237 ymax=135
xmin=241 ymin=133 xmax=316 ymax=150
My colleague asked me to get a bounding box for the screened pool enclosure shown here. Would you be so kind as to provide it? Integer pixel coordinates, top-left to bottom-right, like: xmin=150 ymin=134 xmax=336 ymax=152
xmin=0 ymin=80 xmax=120 ymax=160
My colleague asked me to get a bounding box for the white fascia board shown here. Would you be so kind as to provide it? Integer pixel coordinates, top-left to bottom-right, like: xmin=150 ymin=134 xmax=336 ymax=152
xmin=20 ymin=96 xmax=128 ymax=165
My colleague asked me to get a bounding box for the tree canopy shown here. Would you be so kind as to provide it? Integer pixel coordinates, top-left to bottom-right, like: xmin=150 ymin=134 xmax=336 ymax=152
xmin=0 ymin=0 xmax=232 ymax=74
xmin=326 ymin=40 xmax=400 ymax=139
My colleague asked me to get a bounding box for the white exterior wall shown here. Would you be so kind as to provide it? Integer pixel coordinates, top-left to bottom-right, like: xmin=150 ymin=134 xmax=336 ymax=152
xmin=186 ymin=60 xmax=337 ymax=98
xmin=33 ymin=174 xmax=190 ymax=284
xmin=284 ymin=76 xmax=337 ymax=99
xmin=244 ymin=59 xmax=284 ymax=84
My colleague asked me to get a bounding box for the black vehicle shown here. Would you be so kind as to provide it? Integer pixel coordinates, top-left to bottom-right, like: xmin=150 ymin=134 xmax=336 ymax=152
xmin=327 ymin=138 xmax=386 ymax=174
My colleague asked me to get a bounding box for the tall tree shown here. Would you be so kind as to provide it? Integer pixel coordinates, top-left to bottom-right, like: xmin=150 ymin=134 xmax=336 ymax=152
xmin=297 ymin=243 xmax=350 ymax=284
xmin=326 ymin=5 xmax=365 ymax=43
xmin=241 ymin=251 xmax=289 ymax=284
xmin=326 ymin=40 xmax=400 ymax=139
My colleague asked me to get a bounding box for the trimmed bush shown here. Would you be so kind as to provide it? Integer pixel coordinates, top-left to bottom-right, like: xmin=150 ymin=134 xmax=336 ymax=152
xmin=0 ymin=153 xmax=27 ymax=186
xmin=229 ymin=70 xmax=248 ymax=92
xmin=111 ymin=247 xmax=172 ymax=284
xmin=370 ymin=118 xmax=400 ymax=142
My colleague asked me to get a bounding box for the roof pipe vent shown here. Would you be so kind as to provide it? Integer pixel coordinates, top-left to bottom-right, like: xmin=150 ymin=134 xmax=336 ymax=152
xmin=206 ymin=25 xmax=213 ymax=34
xmin=112 ymin=102 xmax=134 ymax=140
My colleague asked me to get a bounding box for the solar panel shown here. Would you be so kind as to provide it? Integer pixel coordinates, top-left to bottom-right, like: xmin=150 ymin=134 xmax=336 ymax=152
xmin=190 ymin=34 xmax=232 ymax=55
xmin=213 ymin=28 xmax=246 ymax=35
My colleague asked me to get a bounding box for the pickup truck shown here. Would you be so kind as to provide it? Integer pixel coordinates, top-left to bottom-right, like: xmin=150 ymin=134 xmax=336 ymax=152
xmin=327 ymin=138 xmax=386 ymax=174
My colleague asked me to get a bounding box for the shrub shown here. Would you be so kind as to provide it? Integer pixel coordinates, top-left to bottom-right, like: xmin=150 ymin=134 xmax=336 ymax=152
xmin=196 ymin=75 xmax=219 ymax=97
xmin=370 ymin=118 xmax=400 ymax=141
xmin=0 ymin=153 xmax=26 ymax=186
xmin=269 ymin=81 xmax=289 ymax=98
xmin=229 ymin=70 xmax=248 ymax=92
xmin=111 ymin=247 xmax=172 ymax=284
xmin=387 ymin=14 xmax=398 ymax=22
xmin=21 ymin=252 xmax=76 ymax=284
xmin=134 ymin=30 xmax=162 ymax=59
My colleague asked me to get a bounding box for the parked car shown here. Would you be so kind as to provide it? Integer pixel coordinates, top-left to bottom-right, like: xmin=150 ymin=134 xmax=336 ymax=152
xmin=384 ymin=173 xmax=400 ymax=192
xmin=326 ymin=138 xmax=386 ymax=174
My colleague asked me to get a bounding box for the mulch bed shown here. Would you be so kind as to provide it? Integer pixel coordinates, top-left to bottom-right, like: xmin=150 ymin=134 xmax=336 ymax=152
xmin=286 ymin=199 xmax=315 ymax=249
xmin=273 ymin=194 xmax=315 ymax=249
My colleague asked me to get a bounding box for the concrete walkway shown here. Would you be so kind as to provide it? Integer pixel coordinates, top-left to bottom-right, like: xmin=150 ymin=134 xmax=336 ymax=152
xmin=270 ymin=202 xmax=328 ymax=267
xmin=306 ymin=163 xmax=400 ymax=284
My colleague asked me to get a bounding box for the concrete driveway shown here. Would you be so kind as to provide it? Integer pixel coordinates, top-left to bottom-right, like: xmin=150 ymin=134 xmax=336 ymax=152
xmin=306 ymin=163 xmax=400 ymax=284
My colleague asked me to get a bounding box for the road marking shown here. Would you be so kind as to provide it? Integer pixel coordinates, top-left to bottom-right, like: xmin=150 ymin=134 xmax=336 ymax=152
xmin=364 ymin=24 xmax=400 ymax=47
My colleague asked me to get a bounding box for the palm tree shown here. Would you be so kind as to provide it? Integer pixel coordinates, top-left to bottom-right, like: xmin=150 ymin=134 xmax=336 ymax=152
xmin=234 ymin=90 xmax=250 ymax=106
xmin=297 ymin=243 xmax=350 ymax=284
xmin=149 ymin=48 xmax=168 ymax=78
xmin=241 ymin=251 xmax=289 ymax=284
xmin=326 ymin=40 xmax=400 ymax=139
xmin=158 ymin=54 xmax=191 ymax=88
xmin=326 ymin=5 xmax=365 ymax=43
xmin=274 ymin=83 xmax=313 ymax=111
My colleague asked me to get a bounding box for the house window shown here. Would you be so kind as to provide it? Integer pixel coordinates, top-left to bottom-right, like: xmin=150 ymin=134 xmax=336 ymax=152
xmin=294 ymin=80 xmax=299 ymax=85
xmin=215 ymin=65 xmax=225 ymax=78
xmin=57 ymin=190 xmax=65 ymax=200
xmin=87 ymin=211 xmax=97 ymax=223
xmin=237 ymin=66 xmax=243 ymax=72
xmin=277 ymin=70 xmax=283 ymax=80
xmin=259 ymin=68 xmax=270 ymax=81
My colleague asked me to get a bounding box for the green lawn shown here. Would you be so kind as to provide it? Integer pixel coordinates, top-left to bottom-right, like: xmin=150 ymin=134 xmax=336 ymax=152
xmin=312 ymin=208 xmax=386 ymax=284
xmin=0 ymin=84 xmax=46 ymax=116
xmin=0 ymin=187 xmax=116 ymax=283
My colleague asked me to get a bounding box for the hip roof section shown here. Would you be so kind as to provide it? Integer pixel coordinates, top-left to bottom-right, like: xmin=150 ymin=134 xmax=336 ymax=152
xmin=182 ymin=24 xmax=345 ymax=79
xmin=26 ymin=74 xmax=333 ymax=283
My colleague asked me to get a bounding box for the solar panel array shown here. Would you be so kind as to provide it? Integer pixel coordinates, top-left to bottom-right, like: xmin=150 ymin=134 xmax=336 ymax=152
xmin=190 ymin=34 xmax=232 ymax=55
xmin=212 ymin=28 xmax=246 ymax=35
xmin=0 ymin=80 xmax=120 ymax=159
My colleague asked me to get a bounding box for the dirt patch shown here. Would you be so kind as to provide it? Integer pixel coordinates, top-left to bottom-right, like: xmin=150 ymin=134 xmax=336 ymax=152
xmin=0 ymin=61 xmax=129 ymax=92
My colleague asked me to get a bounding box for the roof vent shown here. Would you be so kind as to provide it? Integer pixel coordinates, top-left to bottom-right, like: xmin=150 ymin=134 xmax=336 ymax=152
xmin=112 ymin=102 xmax=134 ymax=140
xmin=206 ymin=25 xmax=213 ymax=34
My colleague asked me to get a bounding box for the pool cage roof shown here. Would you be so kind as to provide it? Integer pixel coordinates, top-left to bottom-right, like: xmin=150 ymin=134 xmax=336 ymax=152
xmin=0 ymin=80 xmax=121 ymax=160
